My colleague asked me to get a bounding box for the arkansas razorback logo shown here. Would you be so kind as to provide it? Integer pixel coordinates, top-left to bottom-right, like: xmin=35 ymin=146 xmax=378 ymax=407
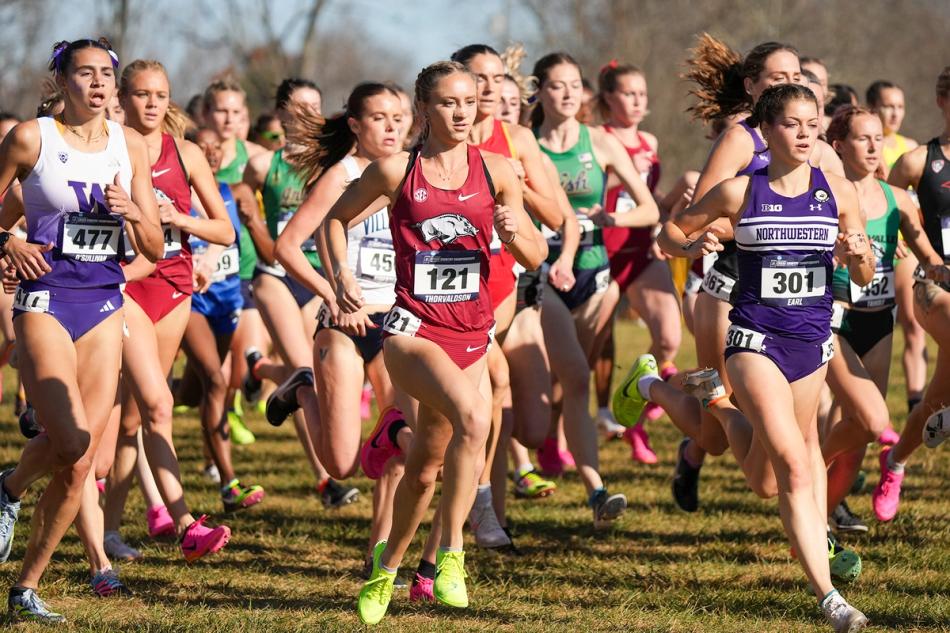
xmin=415 ymin=213 xmax=479 ymax=244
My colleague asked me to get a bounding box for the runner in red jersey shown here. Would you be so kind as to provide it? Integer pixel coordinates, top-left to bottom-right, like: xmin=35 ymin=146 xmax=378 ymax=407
xmin=325 ymin=61 xmax=544 ymax=624
xmin=124 ymin=131 xmax=194 ymax=320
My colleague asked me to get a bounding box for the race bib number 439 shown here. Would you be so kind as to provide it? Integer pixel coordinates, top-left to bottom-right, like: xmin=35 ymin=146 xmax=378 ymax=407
xmin=59 ymin=212 xmax=122 ymax=262
xmin=413 ymin=250 xmax=480 ymax=303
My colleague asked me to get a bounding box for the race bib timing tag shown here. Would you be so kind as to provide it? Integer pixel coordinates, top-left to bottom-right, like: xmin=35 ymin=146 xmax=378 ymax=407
xmin=702 ymin=267 xmax=736 ymax=302
xmin=540 ymin=214 xmax=596 ymax=248
xmin=59 ymin=212 xmax=122 ymax=262
xmin=413 ymin=250 xmax=480 ymax=303
xmin=849 ymin=266 xmax=895 ymax=307
xmin=382 ymin=305 xmax=421 ymax=336
xmin=357 ymin=237 xmax=396 ymax=283
xmin=614 ymin=191 xmax=637 ymax=214
xmin=13 ymin=287 xmax=50 ymax=313
xmin=760 ymin=254 xmax=826 ymax=306
xmin=163 ymin=224 xmax=182 ymax=258
xmin=725 ymin=324 xmax=765 ymax=352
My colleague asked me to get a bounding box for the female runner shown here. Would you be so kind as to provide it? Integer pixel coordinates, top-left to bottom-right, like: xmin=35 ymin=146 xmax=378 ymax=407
xmin=660 ymin=84 xmax=873 ymax=633
xmin=273 ymin=81 xmax=414 ymax=570
xmin=532 ymin=51 xmax=657 ymax=520
xmin=874 ymin=66 xmax=950 ymax=519
xmin=594 ymin=61 xmax=682 ymax=459
xmin=341 ymin=61 xmax=544 ymax=624
xmin=665 ymin=35 xmax=843 ymax=512
xmin=868 ymin=79 xmax=926 ymax=421
xmin=102 ymin=58 xmax=236 ymax=565
xmin=243 ymin=78 xmax=358 ymax=507
xmin=0 ymin=38 xmax=163 ymax=623
xmin=820 ymin=106 xmax=944 ymax=531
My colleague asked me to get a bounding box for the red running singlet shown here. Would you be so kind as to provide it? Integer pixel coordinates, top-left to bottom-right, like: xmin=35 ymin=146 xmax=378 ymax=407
xmin=382 ymin=144 xmax=497 ymax=369
xmin=125 ymin=133 xmax=194 ymax=323
xmin=473 ymin=118 xmax=518 ymax=310
xmin=603 ymin=127 xmax=661 ymax=292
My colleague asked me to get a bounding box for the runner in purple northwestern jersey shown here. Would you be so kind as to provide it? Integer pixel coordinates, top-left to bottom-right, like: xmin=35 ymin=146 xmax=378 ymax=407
xmin=661 ymin=84 xmax=873 ymax=633
xmin=0 ymin=38 xmax=163 ymax=624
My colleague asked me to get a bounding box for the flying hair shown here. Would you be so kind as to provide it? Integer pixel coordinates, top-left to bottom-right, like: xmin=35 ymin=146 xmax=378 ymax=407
xmin=500 ymin=43 xmax=533 ymax=106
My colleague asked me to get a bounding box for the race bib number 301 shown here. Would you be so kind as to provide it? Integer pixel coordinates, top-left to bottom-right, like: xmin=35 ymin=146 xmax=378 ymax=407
xmin=413 ymin=250 xmax=480 ymax=303
xmin=760 ymin=254 xmax=826 ymax=306
xmin=59 ymin=212 xmax=122 ymax=262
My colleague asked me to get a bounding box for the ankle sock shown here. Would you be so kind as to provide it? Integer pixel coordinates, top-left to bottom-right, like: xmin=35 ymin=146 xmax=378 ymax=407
xmin=638 ymin=375 xmax=661 ymax=400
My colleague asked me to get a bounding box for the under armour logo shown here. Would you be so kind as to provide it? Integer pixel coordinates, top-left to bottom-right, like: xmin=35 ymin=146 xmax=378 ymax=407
xmin=810 ymin=204 xmax=822 ymax=211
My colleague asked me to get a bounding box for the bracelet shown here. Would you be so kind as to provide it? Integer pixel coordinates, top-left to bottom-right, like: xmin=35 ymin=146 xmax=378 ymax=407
xmin=503 ymin=232 xmax=517 ymax=245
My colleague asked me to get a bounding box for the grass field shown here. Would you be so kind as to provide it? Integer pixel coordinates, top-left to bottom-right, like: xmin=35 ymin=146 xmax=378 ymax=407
xmin=0 ymin=321 xmax=947 ymax=632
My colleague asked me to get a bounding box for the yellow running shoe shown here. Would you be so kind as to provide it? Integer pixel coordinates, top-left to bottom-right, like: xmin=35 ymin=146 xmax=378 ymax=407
xmin=227 ymin=411 xmax=256 ymax=445
xmin=357 ymin=541 xmax=396 ymax=625
xmin=433 ymin=549 xmax=468 ymax=608
xmin=611 ymin=354 xmax=658 ymax=427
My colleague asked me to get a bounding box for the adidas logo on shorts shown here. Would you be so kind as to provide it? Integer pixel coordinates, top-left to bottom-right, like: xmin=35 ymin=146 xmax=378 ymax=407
xmin=99 ymin=300 xmax=118 ymax=313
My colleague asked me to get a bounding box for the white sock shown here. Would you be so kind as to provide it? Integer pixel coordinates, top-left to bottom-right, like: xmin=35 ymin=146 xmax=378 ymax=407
xmin=597 ymin=406 xmax=611 ymax=417
xmin=638 ymin=375 xmax=661 ymax=400
xmin=475 ymin=484 xmax=492 ymax=504
xmin=886 ymin=450 xmax=905 ymax=473
xmin=515 ymin=464 xmax=534 ymax=478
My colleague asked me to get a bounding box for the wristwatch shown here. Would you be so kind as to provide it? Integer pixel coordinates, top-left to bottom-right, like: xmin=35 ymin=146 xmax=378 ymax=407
xmin=0 ymin=231 xmax=12 ymax=257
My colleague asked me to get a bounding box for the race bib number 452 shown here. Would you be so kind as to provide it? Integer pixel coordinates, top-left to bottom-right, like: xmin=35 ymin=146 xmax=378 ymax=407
xmin=59 ymin=212 xmax=122 ymax=262
xmin=413 ymin=250 xmax=480 ymax=303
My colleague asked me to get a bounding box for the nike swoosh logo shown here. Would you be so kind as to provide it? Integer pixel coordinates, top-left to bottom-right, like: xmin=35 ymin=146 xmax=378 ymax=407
xmin=466 ymin=344 xmax=485 ymax=352
xmin=458 ymin=192 xmax=479 ymax=202
xmin=152 ymin=168 xmax=171 ymax=179
xmin=172 ymin=291 xmax=184 ymax=299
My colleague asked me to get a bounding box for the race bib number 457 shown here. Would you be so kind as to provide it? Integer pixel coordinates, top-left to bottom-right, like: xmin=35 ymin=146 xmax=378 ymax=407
xmin=413 ymin=250 xmax=480 ymax=303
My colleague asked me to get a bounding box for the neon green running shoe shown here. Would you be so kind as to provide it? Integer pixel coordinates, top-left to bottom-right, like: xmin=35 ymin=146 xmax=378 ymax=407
xmin=255 ymin=399 xmax=267 ymax=415
xmin=357 ymin=541 xmax=396 ymax=625
xmin=227 ymin=411 xmax=256 ymax=446
xmin=828 ymin=532 xmax=862 ymax=584
xmin=612 ymin=354 xmax=658 ymax=427
xmin=231 ymin=391 xmax=244 ymax=418
xmin=433 ymin=549 xmax=468 ymax=608
xmin=221 ymin=479 xmax=265 ymax=513
xmin=513 ymin=468 xmax=556 ymax=498
xmin=173 ymin=404 xmax=192 ymax=415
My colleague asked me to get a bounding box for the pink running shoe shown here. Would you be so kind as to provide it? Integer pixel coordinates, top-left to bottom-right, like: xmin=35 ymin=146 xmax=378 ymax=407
xmin=625 ymin=423 xmax=658 ymax=464
xmin=559 ymin=447 xmax=576 ymax=468
xmin=146 ymin=505 xmax=175 ymax=539
xmin=360 ymin=384 xmax=373 ymax=420
xmin=878 ymin=426 xmax=900 ymax=446
xmin=96 ymin=478 xmax=106 ymax=494
xmin=180 ymin=515 xmax=231 ymax=562
xmin=536 ymin=437 xmax=565 ymax=477
xmin=872 ymin=447 xmax=904 ymax=522
xmin=360 ymin=407 xmax=406 ymax=480
xmin=409 ymin=573 xmax=434 ymax=602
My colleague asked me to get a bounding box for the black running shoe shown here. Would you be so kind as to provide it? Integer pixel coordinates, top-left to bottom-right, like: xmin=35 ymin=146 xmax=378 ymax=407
xmin=849 ymin=470 xmax=867 ymax=495
xmin=672 ymin=438 xmax=700 ymax=512
xmin=265 ymin=367 xmax=314 ymax=427
xmin=831 ymin=500 xmax=869 ymax=534
xmin=18 ymin=406 xmax=42 ymax=440
xmin=320 ymin=478 xmax=359 ymax=508
xmin=242 ymin=348 xmax=264 ymax=404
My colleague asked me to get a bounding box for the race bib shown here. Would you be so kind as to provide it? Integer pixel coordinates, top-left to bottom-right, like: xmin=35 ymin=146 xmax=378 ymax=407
xmin=684 ymin=270 xmax=703 ymax=295
xmin=382 ymin=305 xmax=421 ymax=336
xmin=13 ymin=287 xmax=50 ymax=313
xmin=59 ymin=212 xmax=122 ymax=262
xmin=725 ymin=324 xmax=765 ymax=352
xmin=357 ymin=237 xmax=396 ymax=283
xmin=831 ymin=303 xmax=845 ymax=330
xmin=489 ymin=228 xmax=502 ymax=254
xmin=849 ymin=267 xmax=895 ymax=307
xmin=316 ymin=301 xmax=334 ymax=328
xmin=413 ymin=250 xmax=480 ymax=303
xmin=702 ymin=267 xmax=736 ymax=302
xmin=760 ymin=254 xmax=826 ymax=306
xmin=213 ymin=246 xmax=239 ymax=282
xmin=614 ymin=191 xmax=637 ymax=214
xmin=821 ymin=335 xmax=836 ymax=364
xmin=540 ymin=214 xmax=595 ymax=248
xmin=162 ymin=224 xmax=182 ymax=258
xmin=594 ymin=267 xmax=610 ymax=293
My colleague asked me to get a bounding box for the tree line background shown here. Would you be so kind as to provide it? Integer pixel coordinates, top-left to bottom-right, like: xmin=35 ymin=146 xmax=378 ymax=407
xmin=1 ymin=0 xmax=948 ymax=191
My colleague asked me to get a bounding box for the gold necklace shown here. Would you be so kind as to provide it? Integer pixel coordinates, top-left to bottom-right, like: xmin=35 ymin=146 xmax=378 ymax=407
xmin=59 ymin=117 xmax=109 ymax=143
xmin=432 ymin=157 xmax=464 ymax=181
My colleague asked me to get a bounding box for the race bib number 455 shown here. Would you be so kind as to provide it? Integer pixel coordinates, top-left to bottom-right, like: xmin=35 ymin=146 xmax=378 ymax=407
xmin=413 ymin=250 xmax=480 ymax=303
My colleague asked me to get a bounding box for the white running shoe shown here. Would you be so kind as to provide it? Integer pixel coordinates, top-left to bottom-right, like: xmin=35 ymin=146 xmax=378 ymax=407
xmin=923 ymin=406 xmax=950 ymax=448
xmin=468 ymin=496 xmax=511 ymax=549
xmin=596 ymin=408 xmax=626 ymax=439
xmin=683 ymin=368 xmax=727 ymax=408
xmin=203 ymin=464 xmax=221 ymax=484
xmin=103 ymin=530 xmax=142 ymax=562
xmin=821 ymin=590 xmax=868 ymax=632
